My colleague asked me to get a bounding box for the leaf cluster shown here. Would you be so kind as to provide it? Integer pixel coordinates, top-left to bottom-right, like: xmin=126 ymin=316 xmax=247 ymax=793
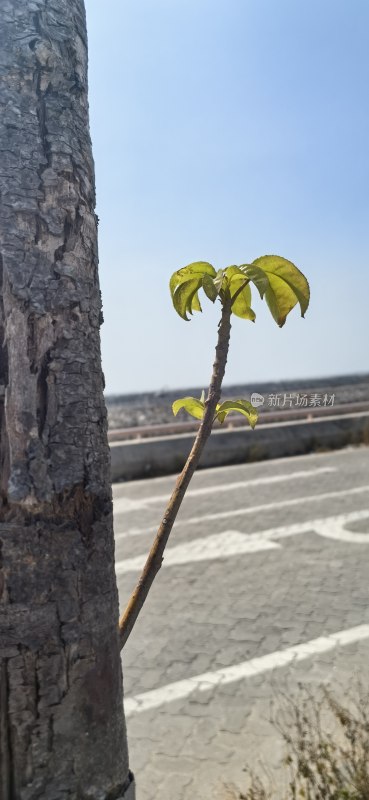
xmin=172 ymin=392 xmax=258 ymax=429
xmin=170 ymin=256 xmax=310 ymax=328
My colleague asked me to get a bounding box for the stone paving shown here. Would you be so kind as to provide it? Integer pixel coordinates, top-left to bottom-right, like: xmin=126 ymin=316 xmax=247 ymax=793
xmin=114 ymin=446 xmax=369 ymax=800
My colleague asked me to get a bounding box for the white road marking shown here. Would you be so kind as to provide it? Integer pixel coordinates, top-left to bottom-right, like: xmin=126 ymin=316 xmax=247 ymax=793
xmin=115 ymin=510 xmax=369 ymax=575
xmin=113 ymin=467 xmax=336 ymax=514
xmin=112 ymin=446 xmax=359 ymax=492
xmin=115 ymin=531 xmax=280 ymax=574
xmin=116 ymin=485 xmax=369 ymax=538
xmin=123 ymin=624 xmax=369 ymax=717
xmin=314 ymin=517 xmax=369 ymax=543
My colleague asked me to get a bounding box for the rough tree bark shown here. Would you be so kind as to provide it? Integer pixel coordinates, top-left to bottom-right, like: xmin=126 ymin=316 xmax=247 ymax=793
xmin=0 ymin=2 xmax=133 ymax=798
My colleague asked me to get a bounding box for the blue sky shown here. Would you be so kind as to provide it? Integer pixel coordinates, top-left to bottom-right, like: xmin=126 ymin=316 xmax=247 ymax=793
xmin=85 ymin=0 xmax=369 ymax=395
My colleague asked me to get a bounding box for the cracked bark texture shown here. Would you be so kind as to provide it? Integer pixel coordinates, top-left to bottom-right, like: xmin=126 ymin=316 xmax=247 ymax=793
xmin=0 ymin=1 xmax=131 ymax=798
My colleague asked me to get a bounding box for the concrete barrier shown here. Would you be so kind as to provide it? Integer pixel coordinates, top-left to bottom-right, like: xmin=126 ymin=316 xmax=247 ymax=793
xmin=110 ymin=411 xmax=369 ymax=482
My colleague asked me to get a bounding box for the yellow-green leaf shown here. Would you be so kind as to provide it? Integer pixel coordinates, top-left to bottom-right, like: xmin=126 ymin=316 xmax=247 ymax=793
xmin=224 ymin=265 xmax=240 ymax=279
xmin=172 ymin=278 xmax=202 ymax=320
xmin=172 ymin=396 xmax=205 ymax=420
xmin=187 ymin=289 xmax=202 ymax=314
xmin=252 ymin=255 xmax=310 ymax=327
xmin=202 ymin=273 xmax=218 ymax=302
xmin=239 ymin=264 xmax=269 ymax=299
xmin=216 ymin=399 xmax=258 ymax=429
xmin=229 ymin=274 xmax=256 ymax=321
xmin=213 ymin=268 xmax=225 ymax=294
xmin=170 ymin=263 xmax=217 ymax=319
xmin=170 ymin=262 xmax=215 ymax=296
xmin=182 ymin=261 xmax=216 ymax=276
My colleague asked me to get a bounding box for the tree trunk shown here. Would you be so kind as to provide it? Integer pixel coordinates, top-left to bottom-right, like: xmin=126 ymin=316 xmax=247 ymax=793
xmin=0 ymin=2 xmax=133 ymax=798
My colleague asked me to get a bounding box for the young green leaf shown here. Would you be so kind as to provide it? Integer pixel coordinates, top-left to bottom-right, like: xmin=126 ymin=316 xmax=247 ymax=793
xmin=181 ymin=261 xmax=216 ymax=276
xmin=169 ymin=270 xmax=195 ymax=299
xmin=172 ymin=396 xmax=207 ymax=420
xmin=170 ymin=263 xmax=217 ymax=319
xmin=172 ymin=278 xmax=202 ymax=320
xmin=215 ymin=399 xmax=258 ymax=429
xmin=202 ymin=273 xmax=218 ymax=302
xmin=251 ymin=255 xmax=310 ymax=327
xmin=224 ymin=265 xmax=240 ymax=278
xmin=170 ymin=261 xmax=215 ymax=295
xmin=229 ymin=273 xmax=256 ymax=321
xmin=238 ymin=264 xmax=270 ymax=299
xmin=213 ymin=269 xmax=225 ymax=294
xmin=187 ymin=287 xmax=202 ymax=314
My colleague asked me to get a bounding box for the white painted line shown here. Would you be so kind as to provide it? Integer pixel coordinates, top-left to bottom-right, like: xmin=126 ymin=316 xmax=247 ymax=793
xmin=115 ymin=530 xmax=280 ymax=574
xmin=123 ymin=624 xmax=369 ymax=717
xmin=113 ymin=467 xmax=336 ymax=514
xmin=314 ymin=517 xmax=369 ymax=543
xmin=116 ymin=485 xmax=369 ymax=538
xmin=115 ymin=510 xmax=369 ymax=575
xmin=112 ymin=445 xmax=360 ymax=491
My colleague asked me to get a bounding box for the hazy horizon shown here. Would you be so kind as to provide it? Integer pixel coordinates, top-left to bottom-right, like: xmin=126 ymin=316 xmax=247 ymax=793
xmin=104 ymin=369 xmax=369 ymax=400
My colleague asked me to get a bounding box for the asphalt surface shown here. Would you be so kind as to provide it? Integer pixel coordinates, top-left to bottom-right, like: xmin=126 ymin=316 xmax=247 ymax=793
xmin=114 ymin=446 xmax=369 ymax=800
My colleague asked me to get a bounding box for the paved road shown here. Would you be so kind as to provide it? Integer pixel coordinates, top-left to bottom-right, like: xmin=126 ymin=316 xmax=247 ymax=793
xmin=113 ymin=446 xmax=369 ymax=800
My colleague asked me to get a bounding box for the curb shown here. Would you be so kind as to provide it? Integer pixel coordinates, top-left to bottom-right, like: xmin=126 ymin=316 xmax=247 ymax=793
xmin=110 ymin=411 xmax=369 ymax=482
